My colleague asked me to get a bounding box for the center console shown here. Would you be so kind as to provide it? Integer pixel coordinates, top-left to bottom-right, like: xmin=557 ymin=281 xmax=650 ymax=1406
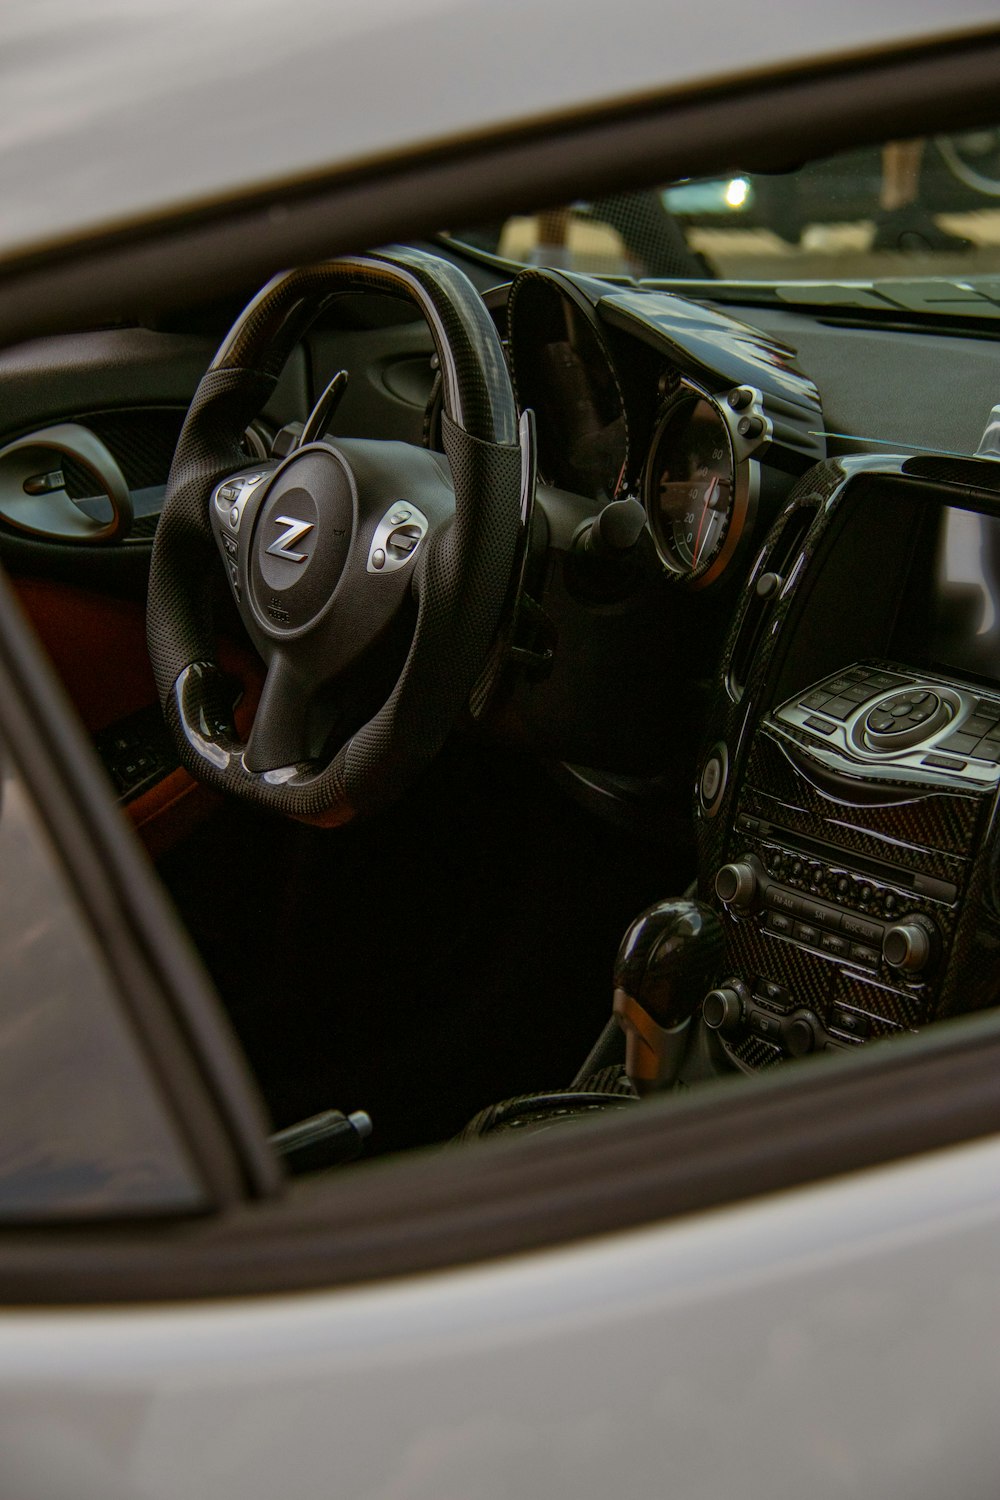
xmin=694 ymin=455 xmax=1000 ymax=1071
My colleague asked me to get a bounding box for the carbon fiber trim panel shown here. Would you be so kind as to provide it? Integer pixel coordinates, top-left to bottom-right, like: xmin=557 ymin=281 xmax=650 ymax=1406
xmin=744 ymin=732 xmax=981 ymax=864
xmin=695 ymin=455 xmax=1000 ymax=1070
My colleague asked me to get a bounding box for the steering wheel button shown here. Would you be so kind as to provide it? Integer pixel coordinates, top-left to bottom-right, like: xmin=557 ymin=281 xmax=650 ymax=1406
xmin=387 ymin=527 xmax=420 ymax=555
xmin=389 ymin=507 xmax=411 ymax=524
xmin=371 ymin=548 xmax=386 ymax=570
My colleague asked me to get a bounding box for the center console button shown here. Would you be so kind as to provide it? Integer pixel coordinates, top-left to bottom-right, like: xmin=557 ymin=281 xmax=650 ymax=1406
xmin=822 ymin=697 xmax=855 ymax=720
xmin=830 ymin=1006 xmax=871 ymax=1039
xmin=922 ymin=752 xmax=967 ymax=771
xmin=759 ymin=980 xmax=792 ymax=1008
xmin=907 ymin=701 xmax=937 ymax=724
xmin=799 ymin=897 xmax=840 ymax=929
xmin=938 ymin=730 xmax=978 ymax=754
xmin=839 ymin=912 xmax=883 ymax=945
xmin=748 ymin=1008 xmax=782 ymax=1040
xmin=849 ymin=942 xmax=881 ymax=967
xmin=765 ymin=886 xmax=800 ymax=917
xmin=794 ymin=921 xmax=822 ymax=946
xmin=765 ymin=911 xmax=794 ymax=936
xmin=867 ymin=711 xmax=896 ymax=732
xmin=820 ymin=932 xmax=848 ymax=957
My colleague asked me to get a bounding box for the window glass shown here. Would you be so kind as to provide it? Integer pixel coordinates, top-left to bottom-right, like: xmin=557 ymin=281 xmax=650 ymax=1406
xmin=446 ymin=132 xmax=1000 ymax=282
xmin=0 ymin=744 xmax=207 ymax=1220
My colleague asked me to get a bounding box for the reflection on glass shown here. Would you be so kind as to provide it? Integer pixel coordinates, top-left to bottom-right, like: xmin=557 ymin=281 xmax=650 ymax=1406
xmin=932 ymin=508 xmax=1000 ymax=679
xmin=652 ymin=398 xmax=733 ymax=574
xmin=0 ymin=750 xmax=205 ymax=1219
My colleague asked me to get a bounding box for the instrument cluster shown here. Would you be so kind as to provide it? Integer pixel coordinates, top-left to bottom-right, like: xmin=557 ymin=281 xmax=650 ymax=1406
xmin=504 ymin=266 xmax=823 ymax=589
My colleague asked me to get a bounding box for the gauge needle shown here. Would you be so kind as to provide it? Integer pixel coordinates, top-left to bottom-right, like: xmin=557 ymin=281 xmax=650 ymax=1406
xmin=691 ymin=475 xmax=718 ymax=567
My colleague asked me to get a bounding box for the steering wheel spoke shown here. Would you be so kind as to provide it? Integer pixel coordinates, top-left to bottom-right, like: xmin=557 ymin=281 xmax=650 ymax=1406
xmin=243 ymin=652 xmax=316 ymax=774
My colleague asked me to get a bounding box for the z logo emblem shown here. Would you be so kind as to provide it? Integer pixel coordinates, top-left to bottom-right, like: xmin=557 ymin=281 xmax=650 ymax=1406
xmin=265 ymin=515 xmax=313 ymax=563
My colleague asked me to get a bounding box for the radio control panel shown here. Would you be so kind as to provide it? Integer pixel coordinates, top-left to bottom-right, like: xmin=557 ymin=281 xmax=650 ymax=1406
xmin=715 ymin=850 xmax=942 ymax=976
xmin=702 ymin=661 xmax=988 ymax=1071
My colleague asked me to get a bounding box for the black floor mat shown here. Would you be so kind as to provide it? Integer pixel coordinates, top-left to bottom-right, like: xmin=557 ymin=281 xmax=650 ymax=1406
xmin=159 ymin=746 xmax=693 ymax=1156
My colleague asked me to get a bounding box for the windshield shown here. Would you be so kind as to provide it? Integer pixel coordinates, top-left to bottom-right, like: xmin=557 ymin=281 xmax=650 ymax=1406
xmin=446 ymin=132 xmax=1000 ymax=285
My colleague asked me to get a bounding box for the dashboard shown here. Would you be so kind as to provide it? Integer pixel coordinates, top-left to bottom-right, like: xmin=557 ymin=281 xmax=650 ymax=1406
xmin=487 ymin=265 xmax=1000 ymax=1076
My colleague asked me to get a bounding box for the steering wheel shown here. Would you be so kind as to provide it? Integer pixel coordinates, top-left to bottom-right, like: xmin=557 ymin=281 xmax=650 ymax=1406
xmin=147 ymin=248 xmax=529 ymax=825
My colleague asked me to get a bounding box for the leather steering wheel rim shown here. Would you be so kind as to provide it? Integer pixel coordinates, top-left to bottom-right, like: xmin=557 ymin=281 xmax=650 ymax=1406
xmin=147 ymin=247 xmax=527 ymax=825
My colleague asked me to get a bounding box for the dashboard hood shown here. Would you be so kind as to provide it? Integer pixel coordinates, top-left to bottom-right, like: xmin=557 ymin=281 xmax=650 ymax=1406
xmin=2 ymin=0 xmax=1000 ymax=264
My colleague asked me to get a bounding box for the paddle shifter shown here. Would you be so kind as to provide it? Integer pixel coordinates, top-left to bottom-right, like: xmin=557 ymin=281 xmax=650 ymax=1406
xmin=613 ymin=899 xmax=723 ymax=1094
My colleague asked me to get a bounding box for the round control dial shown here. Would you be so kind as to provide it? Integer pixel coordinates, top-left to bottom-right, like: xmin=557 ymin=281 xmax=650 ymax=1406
xmin=715 ymin=858 xmax=760 ymax=912
xmin=703 ymin=986 xmax=743 ymax=1033
xmin=784 ymin=1010 xmax=822 ymax=1058
xmin=883 ymin=918 xmax=936 ymax=973
xmin=862 ymin=690 xmax=949 ymax=751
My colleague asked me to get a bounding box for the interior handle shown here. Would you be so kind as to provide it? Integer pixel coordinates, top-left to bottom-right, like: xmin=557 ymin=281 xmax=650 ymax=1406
xmin=0 ymin=422 xmax=133 ymax=543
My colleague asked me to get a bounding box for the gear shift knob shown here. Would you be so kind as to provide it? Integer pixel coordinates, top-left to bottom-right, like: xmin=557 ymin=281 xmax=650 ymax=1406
xmin=613 ymin=899 xmax=722 ymax=1094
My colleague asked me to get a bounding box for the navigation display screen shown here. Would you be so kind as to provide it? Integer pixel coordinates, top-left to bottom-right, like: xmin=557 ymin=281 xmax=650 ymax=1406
xmin=930 ymin=507 xmax=1000 ymax=681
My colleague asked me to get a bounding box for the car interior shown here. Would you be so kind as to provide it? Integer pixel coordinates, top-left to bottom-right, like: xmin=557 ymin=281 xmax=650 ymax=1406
xmin=7 ymin=121 xmax=1000 ymax=1184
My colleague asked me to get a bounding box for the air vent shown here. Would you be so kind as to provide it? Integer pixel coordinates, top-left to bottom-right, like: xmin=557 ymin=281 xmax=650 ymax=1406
xmin=727 ymin=499 xmax=819 ymax=701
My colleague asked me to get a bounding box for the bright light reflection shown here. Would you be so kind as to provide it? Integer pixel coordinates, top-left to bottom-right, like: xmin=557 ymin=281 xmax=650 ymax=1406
xmin=725 ymin=177 xmax=749 ymax=208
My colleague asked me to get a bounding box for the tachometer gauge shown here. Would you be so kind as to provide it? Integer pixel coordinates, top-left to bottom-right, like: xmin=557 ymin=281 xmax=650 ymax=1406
xmin=645 ymin=386 xmax=752 ymax=586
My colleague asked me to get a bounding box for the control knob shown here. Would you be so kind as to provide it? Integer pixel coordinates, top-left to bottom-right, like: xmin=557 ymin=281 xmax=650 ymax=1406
xmin=883 ymin=919 xmax=934 ymax=974
xmin=784 ymin=1010 xmax=823 ymax=1058
xmin=703 ymin=986 xmax=743 ymax=1034
xmin=714 ymin=857 xmax=761 ymax=912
